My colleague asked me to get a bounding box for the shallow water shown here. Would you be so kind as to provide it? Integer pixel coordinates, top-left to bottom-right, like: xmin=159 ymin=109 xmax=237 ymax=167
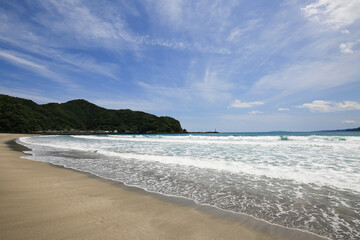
xmin=18 ymin=132 xmax=360 ymax=239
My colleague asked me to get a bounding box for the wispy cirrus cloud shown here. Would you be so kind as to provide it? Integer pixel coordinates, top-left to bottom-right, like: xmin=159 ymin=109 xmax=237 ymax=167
xmin=227 ymin=19 xmax=261 ymax=43
xmin=0 ymin=2 xmax=123 ymax=82
xmin=0 ymin=50 xmax=77 ymax=87
xmin=37 ymin=0 xmax=134 ymax=44
xmin=138 ymin=65 xmax=234 ymax=105
xmin=36 ymin=0 xmax=201 ymax=52
xmin=142 ymin=0 xmax=242 ymax=53
xmin=0 ymin=51 xmax=47 ymax=71
xmin=297 ymin=100 xmax=360 ymax=112
xmin=137 ymin=81 xmax=191 ymax=101
xmin=252 ymin=53 xmax=360 ymax=98
xmin=250 ymin=0 xmax=360 ymax=101
xmin=190 ymin=66 xmax=234 ymax=103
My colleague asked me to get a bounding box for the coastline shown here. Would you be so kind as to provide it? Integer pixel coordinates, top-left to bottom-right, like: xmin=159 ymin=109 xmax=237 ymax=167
xmin=1 ymin=134 xmax=326 ymax=240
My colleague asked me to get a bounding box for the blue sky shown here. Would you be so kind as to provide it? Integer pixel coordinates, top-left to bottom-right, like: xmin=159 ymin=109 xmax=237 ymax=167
xmin=1 ymin=0 xmax=360 ymax=132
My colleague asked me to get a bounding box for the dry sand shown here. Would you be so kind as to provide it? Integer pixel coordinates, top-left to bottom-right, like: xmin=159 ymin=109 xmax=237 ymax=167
xmin=0 ymin=134 xmax=323 ymax=240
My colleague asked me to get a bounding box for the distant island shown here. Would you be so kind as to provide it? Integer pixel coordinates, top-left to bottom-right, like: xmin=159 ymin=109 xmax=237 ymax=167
xmin=0 ymin=94 xmax=185 ymax=134
xmin=345 ymin=127 xmax=360 ymax=131
xmin=316 ymin=127 xmax=360 ymax=132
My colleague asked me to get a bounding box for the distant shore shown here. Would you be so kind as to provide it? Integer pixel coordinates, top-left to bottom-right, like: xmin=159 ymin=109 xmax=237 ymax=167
xmin=0 ymin=133 xmax=326 ymax=240
xmin=1 ymin=130 xmax=218 ymax=135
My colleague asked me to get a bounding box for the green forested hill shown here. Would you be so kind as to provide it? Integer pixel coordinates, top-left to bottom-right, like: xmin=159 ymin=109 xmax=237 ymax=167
xmin=0 ymin=94 xmax=183 ymax=134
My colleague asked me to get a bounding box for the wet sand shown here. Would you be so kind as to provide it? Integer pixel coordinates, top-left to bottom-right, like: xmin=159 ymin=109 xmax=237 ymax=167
xmin=0 ymin=134 xmax=325 ymax=240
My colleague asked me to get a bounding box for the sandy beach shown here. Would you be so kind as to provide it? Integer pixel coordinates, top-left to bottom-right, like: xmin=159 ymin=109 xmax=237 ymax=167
xmin=0 ymin=134 xmax=324 ymax=240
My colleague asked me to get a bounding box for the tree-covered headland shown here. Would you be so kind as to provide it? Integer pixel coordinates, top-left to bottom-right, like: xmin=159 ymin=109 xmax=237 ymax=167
xmin=0 ymin=94 xmax=185 ymax=134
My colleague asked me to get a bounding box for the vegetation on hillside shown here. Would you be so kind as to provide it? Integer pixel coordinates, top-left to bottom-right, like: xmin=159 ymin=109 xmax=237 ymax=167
xmin=0 ymin=94 xmax=184 ymax=134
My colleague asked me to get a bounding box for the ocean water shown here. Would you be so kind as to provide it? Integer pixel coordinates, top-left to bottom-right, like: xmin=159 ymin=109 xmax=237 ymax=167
xmin=18 ymin=132 xmax=360 ymax=239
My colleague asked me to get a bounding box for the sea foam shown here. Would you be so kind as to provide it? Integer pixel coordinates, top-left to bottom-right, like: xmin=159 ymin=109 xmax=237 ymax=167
xmin=17 ymin=133 xmax=360 ymax=239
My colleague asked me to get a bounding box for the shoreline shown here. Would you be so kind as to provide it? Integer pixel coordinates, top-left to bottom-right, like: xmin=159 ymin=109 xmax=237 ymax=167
xmin=1 ymin=133 xmax=326 ymax=240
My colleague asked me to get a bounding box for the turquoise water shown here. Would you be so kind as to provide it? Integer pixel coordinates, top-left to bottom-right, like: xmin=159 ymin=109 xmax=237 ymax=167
xmin=18 ymin=132 xmax=360 ymax=239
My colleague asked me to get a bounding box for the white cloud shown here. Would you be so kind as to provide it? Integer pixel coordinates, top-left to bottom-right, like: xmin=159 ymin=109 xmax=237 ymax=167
xmin=342 ymin=120 xmax=356 ymax=124
xmin=302 ymin=0 xmax=360 ymax=30
xmin=297 ymin=100 xmax=360 ymax=112
xmin=229 ymin=100 xmax=264 ymax=108
xmin=0 ymin=51 xmax=47 ymax=71
xmin=278 ymin=108 xmax=290 ymax=111
xmin=249 ymin=110 xmax=262 ymax=115
xmin=339 ymin=42 xmax=355 ymax=54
